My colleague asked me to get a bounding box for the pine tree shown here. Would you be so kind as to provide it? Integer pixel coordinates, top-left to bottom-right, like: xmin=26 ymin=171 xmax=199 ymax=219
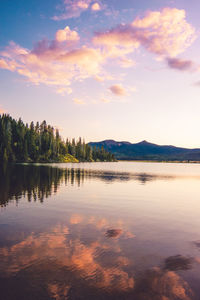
xmin=0 ymin=114 xmax=115 ymax=163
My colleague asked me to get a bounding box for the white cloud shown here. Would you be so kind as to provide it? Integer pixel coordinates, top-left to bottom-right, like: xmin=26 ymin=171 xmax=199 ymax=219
xmin=55 ymin=26 xmax=80 ymax=43
xmin=91 ymin=2 xmax=101 ymax=11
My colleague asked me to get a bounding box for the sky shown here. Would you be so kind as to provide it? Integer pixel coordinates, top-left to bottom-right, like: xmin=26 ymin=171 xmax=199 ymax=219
xmin=1 ymin=0 xmax=200 ymax=148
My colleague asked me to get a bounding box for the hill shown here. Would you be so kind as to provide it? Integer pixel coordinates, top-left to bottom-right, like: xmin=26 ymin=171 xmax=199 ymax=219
xmin=89 ymin=140 xmax=200 ymax=161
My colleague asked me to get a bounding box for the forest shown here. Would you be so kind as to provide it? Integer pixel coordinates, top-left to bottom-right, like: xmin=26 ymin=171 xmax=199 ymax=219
xmin=0 ymin=114 xmax=115 ymax=163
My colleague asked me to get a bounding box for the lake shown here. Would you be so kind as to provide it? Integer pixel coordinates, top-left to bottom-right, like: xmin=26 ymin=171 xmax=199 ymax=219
xmin=1 ymin=162 xmax=200 ymax=300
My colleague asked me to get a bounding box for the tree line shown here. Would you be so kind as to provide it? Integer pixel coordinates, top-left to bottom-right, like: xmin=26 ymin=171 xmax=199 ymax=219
xmin=0 ymin=114 xmax=115 ymax=163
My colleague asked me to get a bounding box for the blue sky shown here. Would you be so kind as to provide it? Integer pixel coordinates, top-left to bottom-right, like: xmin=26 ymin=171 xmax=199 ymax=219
xmin=1 ymin=0 xmax=200 ymax=147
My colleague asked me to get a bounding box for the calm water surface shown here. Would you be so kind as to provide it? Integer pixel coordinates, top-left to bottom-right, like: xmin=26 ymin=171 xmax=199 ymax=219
xmin=1 ymin=162 xmax=200 ymax=300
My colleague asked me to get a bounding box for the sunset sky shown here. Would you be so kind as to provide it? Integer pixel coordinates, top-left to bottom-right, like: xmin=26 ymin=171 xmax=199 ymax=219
xmin=1 ymin=0 xmax=200 ymax=147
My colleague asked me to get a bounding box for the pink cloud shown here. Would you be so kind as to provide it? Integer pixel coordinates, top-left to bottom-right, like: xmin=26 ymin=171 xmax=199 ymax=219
xmin=94 ymin=8 xmax=196 ymax=58
xmin=32 ymin=26 xmax=80 ymax=58
xmin=166 ymin=57 xmax=198 ymax=72
xmin=0 ymin=8 xmax=197 ymax=95
xmin=94 ymin=26 xmax=139 ymax=48
xmin=52 ymin=0 xmax=103 ymax=20
xmin=0 ymin=59 xmax=16 ymax=71
xmin=0 ymin=27 xmax=105 ymax=93
xmin=52 ymin=0 xmax=93 ymax=20
xmin=109 ymin=84 xmax=126 ymax=96
xmin=59 ymin=47 xmax=104 ymax=74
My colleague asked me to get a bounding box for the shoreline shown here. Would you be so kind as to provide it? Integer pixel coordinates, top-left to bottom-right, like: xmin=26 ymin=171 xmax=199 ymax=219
xmin=7 ymin=160 xmax=200 ymax=165
xmin=117 ymin=160 xmax=200 ymax=164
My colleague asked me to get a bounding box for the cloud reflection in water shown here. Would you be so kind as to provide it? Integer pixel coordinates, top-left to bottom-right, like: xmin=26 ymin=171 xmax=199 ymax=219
xmin=0 ymin=212 xmax=195 ymax=300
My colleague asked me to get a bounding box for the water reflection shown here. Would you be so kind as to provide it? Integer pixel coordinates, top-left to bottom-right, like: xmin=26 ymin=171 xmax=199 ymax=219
xmin=1 ymin=163 xmax=200 ymax=299
xmin=164 ymin=255 xmax=193 ymax=271
xmin=0 ymin=164 xmax=66 ymax=206
xmin=134 ymin=267 xmax=193 ymax=300
xmin=193 ymin=241 xmax=200 ymax=250
xmin=0 ymin=215 xmax=135 ymax=299
xmin=0 ymin=164 xmax=175 ymax=207
xmin=105 ymin=229 xmax=123 ymax=238
xmin=0 ymin=211 xmax=196 ymax=300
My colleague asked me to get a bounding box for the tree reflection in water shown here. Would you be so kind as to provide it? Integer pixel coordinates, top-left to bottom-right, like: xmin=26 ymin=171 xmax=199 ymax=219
xmin=0 ymin=164 xmax=199 ymax=299
xmin=0 ymin=164 xmax=174 ymax=207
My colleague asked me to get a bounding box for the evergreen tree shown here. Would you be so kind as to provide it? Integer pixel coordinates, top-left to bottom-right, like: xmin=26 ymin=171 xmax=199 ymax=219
xmin=0 ymin=114 xmax=115 ymax=163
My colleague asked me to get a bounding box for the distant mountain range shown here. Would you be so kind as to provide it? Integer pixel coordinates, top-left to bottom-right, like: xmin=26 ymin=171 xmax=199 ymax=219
xmin=88 ymin=140 xmax=200 ymax=161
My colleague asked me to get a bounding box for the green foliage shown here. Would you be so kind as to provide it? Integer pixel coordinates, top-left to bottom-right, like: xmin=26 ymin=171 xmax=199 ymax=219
xmin=61 ymin=153 xmax=79 ymax=163
xmin=0 ymin=114 xmax=115 ymax=163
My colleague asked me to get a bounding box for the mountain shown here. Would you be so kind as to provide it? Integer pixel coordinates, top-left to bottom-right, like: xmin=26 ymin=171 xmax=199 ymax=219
xmin=88 ymin=140 xmax=200 ymax=161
